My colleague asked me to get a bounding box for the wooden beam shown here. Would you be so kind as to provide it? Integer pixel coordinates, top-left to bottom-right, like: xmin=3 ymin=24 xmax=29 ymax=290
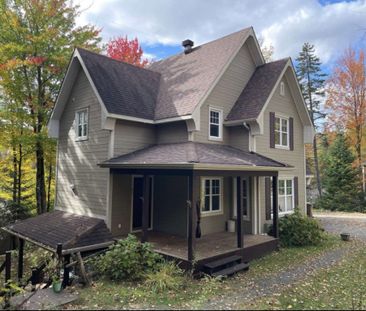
xmin=141 ymin=175 xmax=150 ymax=243
xmin=187 ymin=174 xmax=197 ymax=263
xmin=18 ymin=238 xmax=24 ymax=281
xmin=5 ymin=251 xmax=11 ymax=282
xmin=62 ymin=254 xmax=71 ymax=288
xmin=236 ymin=177 xmax=243 ymax=248
xmin=272 ymin=176 xmax=279 ymax=238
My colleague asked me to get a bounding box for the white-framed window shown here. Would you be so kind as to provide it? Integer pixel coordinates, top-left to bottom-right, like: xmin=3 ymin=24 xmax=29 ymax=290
xmin=275 ymin=116 xmax=289 ymax=148
xmin=233 ymin=177 xmax=250 ymax=220
xmin=278 ymin=178 xmax=294 ymax=214
xmin=75 ymin=108 xmax=88 ymax=141
xmin=209 ymin=107 xmax=223 ymax=140
xmin=280 ymin=81 xmax=285 ymax=96
xmin=201 ymin=177 xmax=223 ymax=215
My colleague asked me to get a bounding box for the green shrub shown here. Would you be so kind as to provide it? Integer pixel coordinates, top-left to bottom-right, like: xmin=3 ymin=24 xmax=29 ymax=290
xmin=270 ymin=209 xmax=325 ymax=247
xmin=93 ymin=234 xmax=163 ymax=281
xmin=144 ymin=261 xmax=185 ymax=293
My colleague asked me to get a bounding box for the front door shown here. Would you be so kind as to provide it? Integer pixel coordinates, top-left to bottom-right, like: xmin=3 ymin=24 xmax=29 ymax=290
xmin=132 ymin=176 xmax=153 ymax=231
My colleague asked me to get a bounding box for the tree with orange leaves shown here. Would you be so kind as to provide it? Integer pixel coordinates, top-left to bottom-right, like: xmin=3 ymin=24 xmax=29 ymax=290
xmin=325 ymin=48 xmax=366 ymax=172
xmin=107 ymin=36 xmax=150 ymax=68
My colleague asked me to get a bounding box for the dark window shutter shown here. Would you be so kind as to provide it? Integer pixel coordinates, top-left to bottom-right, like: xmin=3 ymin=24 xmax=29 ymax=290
xmin=265 ymin=177 xmax=271 ymax=220
xmin=294 ymin=176 xmax=299 ymax=208
xmin=269 ymin=112 xmax=275 ymax=148
xmin=289 ymin=117 xmax=294 ymax=151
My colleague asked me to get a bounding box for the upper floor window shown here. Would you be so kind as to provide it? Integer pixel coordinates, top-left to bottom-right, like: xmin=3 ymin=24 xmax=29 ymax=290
xmin=75 ymin=108 xmax=88 ymax=141
xmin=201 ymin=177 xmax=223 ymax=215
xmin=209 ymin=107 xmax=222 ymax=140
xmin=275 ymin=116 xmax=289 ymax=148
xmin=280 ymin=81 xmax=285 ymax=96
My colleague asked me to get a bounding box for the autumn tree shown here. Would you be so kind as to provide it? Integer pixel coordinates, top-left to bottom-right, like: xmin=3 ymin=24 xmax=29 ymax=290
xmin=296 ymin=43 xmax=326 ymax=198
xmin=0 ymin=0 xmax=101 ymax=214
xmin=107 ymin=36 xmax=149 ymax=67
xmin=326 ymin=48 xmax=366 ymax=173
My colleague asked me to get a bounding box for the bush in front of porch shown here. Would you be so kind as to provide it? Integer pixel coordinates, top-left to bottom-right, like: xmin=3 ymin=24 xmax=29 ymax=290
xmin=269 ymin=209 xmax=325 ymax=247
xmin=93 ymin=234 xmax=163 ymax=281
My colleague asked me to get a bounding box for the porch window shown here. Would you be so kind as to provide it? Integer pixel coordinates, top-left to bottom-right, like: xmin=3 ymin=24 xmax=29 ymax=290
xmin=274 ymin=116 xmax=289 ymax=148
xmin=278 ymin=178 xmax=294 ymax=214
xmin=233 ymin=177 xmax=250 ymax=220
xmin=201 ymin=178 xmax=223 ymax=214
xmin=209 ymin=107 xmax=222 ymax=140
xmin=75 ymin=108 xmax=88 ymax=140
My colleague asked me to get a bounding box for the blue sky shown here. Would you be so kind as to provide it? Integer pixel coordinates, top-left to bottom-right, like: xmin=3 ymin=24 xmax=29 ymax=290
xmin=76 ymin=0 xmax=366 ymax=73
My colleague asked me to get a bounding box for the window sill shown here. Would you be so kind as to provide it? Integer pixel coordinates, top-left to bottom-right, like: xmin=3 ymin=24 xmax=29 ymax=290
xmin=208 ymin=136 xmax=223 ymax=142
xmin=271 ymin=210 xmax=294 ymax=219
xmin=201 ymin=210 xmax=223 ymax=217
xmin=75 ymin=136 xmax=88 ymax=142
xmin=275 ymin=144 xmax=290 ymax=150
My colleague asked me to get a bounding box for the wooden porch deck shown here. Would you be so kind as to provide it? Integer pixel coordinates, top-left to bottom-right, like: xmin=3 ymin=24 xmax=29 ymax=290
xmin=138 ymin=231 xmax=277 ymax=262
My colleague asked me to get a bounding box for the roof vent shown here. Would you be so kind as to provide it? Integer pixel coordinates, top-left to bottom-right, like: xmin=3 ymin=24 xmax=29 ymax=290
xmin=182 ymin=39 xmax=194 ymax=54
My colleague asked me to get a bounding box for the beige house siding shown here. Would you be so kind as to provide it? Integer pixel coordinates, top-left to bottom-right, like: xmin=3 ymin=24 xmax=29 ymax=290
xmin=255 ymin=76 xmax=306 ymax=232
xmin=56 ymin=69 xmax=110 ymax=218
xmin=156 ymin=121 xmax=188 ymax=144
xmin=228 ymin=126 xmax=250 ymax=151
xmin=113 ymin=120 xmax=156 ymax=157
xmin=194 ymin=43 xmax=256 ymax=144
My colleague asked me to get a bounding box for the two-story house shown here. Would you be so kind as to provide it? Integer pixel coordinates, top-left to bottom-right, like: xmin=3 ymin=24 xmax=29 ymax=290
xmin=35 ymin=27 xmax=312 ymax=274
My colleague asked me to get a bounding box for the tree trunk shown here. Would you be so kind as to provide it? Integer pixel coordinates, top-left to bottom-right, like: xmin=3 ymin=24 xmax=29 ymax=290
xmin=47 ymin=163 xmax=52 ymax=212
xmin=12 ymin=146 xmax=17 ymax=204
xmin=313 ymin=136 xmax=322 ymax=197
xmin=17 ymin=143 xmax=22 ymax=206
xmin=36 ymin=140 xmax=46 ymax=214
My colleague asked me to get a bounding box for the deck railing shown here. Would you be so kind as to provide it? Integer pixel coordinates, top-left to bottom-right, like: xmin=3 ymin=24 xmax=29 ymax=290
xmin=0 ymin=251 xmax=12 ymax=283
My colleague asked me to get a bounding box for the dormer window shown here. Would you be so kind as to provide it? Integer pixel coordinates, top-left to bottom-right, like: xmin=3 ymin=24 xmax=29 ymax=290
xmin=280 ymin=81 xmax=285 ymax=96
xmin=75 ymin=108 xmax=88 ymax=141
xmin=209 ymin=107 xmax=223 ymax=140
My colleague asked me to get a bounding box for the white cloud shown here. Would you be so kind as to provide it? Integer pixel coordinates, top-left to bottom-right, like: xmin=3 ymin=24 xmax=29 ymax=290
xmin=75 ymin=0 xmax=366 ymax=64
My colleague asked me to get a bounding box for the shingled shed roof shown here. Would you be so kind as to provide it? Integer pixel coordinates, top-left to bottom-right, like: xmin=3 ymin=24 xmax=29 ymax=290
xmin=226 ymin=58 xmax=289 ymax=121
xmin=3 ymin=211 xmax=114 ymax=254
xmin=100 ymin=142 xmax=290 ymax=169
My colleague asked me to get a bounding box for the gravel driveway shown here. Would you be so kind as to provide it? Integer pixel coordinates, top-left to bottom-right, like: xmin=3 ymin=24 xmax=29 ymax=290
xmin=315 ymin=213 xmax=366 ymax=240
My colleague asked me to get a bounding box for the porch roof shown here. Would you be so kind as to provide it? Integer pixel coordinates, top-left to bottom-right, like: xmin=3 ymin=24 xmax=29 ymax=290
xmin=99 ymin=142 xmax=291 ymax=170
xmin=2 ymin=211 xmax=114 ymax=254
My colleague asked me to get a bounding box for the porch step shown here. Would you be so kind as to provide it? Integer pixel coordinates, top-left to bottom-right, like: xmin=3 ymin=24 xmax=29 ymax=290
xmin=203 ymin=255 xmax=242 ymax=272
xmin=211 ymin=262 xmax=249 ymax=278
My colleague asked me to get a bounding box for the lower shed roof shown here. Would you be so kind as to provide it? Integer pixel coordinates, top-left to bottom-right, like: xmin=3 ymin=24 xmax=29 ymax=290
xmin=2 ymin=211 xmax=114 ymax=254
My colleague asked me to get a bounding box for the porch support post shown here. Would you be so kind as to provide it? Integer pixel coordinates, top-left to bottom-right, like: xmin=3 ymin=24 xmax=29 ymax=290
xmin=236 ymin=176 xmax=243 ymax=248
xmin=187 ymin=172 xmax=197 ymax=263
xmin=141 ymin=174 xmax=150 ymax=243
xmin=272 ymin=175 xmax=279 ymax=238
xmin=18 ymin=238 xmax=24 ymax=281
xmin=62 ymin=254 xmax=71 ymax=288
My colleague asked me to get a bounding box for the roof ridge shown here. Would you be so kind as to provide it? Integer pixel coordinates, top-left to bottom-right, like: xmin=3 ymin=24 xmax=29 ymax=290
xmin=150 ymin=27 xmax=252 ymax=66
xmin=76 ymin=47 xmax=158 ymax=75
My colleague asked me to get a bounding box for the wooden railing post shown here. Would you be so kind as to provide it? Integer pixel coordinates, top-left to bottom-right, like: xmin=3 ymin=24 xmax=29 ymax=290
xmin=272 ymin=176 xmax=279 ymax=238
xmin=187 ymin=173 xmax=197 ymax=264
xmin=18 ymin=238 xmax=24 ymax=281
xmin=236 ymin=177 xmax=243 ymax=248
xmin=141 ymin=175 xmax=150 ymax=243
xmin=5 ymin=251 xmax=11 ymax=282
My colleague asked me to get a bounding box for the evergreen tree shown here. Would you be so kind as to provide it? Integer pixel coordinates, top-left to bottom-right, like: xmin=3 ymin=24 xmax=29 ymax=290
xmin=296 ymin=43 xmax=326 ymax=198
xmin=317 ymin=133 xmax=364 ymax=212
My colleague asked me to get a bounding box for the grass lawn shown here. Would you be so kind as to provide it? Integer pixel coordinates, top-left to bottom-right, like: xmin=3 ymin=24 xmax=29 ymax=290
xmin=249 ymin=242 xmax=366 ymax=310
xmin=65 ymin=234 xmax=357 ymax=310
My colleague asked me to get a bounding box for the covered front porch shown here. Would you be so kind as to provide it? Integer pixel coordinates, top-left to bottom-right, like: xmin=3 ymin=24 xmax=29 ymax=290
xmin=100 ymin=142 xmax=288 ymax=268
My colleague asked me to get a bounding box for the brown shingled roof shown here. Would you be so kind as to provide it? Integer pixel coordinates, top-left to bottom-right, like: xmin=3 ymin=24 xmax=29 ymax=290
xmin=226 ymin=58 xmax=289 ymax=121
xmin=4 ymin=210 xmax=113 ymax=252
xmin=100 ymin=142 xmax=290 ymax=168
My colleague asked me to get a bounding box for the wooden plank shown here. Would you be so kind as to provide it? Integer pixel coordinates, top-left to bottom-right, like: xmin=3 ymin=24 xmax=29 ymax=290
xmin=5 ymin=251 xmax=11 ymax=282
xmin=211 ymin=262 xmax=249 ymax=278
xmin=236 ymin=177 xmax=243 ymax=248
xmin=18 ymin=238 xmax=24 ymax=281
xmin=203 ymin=255 xmax=241 ymax=270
